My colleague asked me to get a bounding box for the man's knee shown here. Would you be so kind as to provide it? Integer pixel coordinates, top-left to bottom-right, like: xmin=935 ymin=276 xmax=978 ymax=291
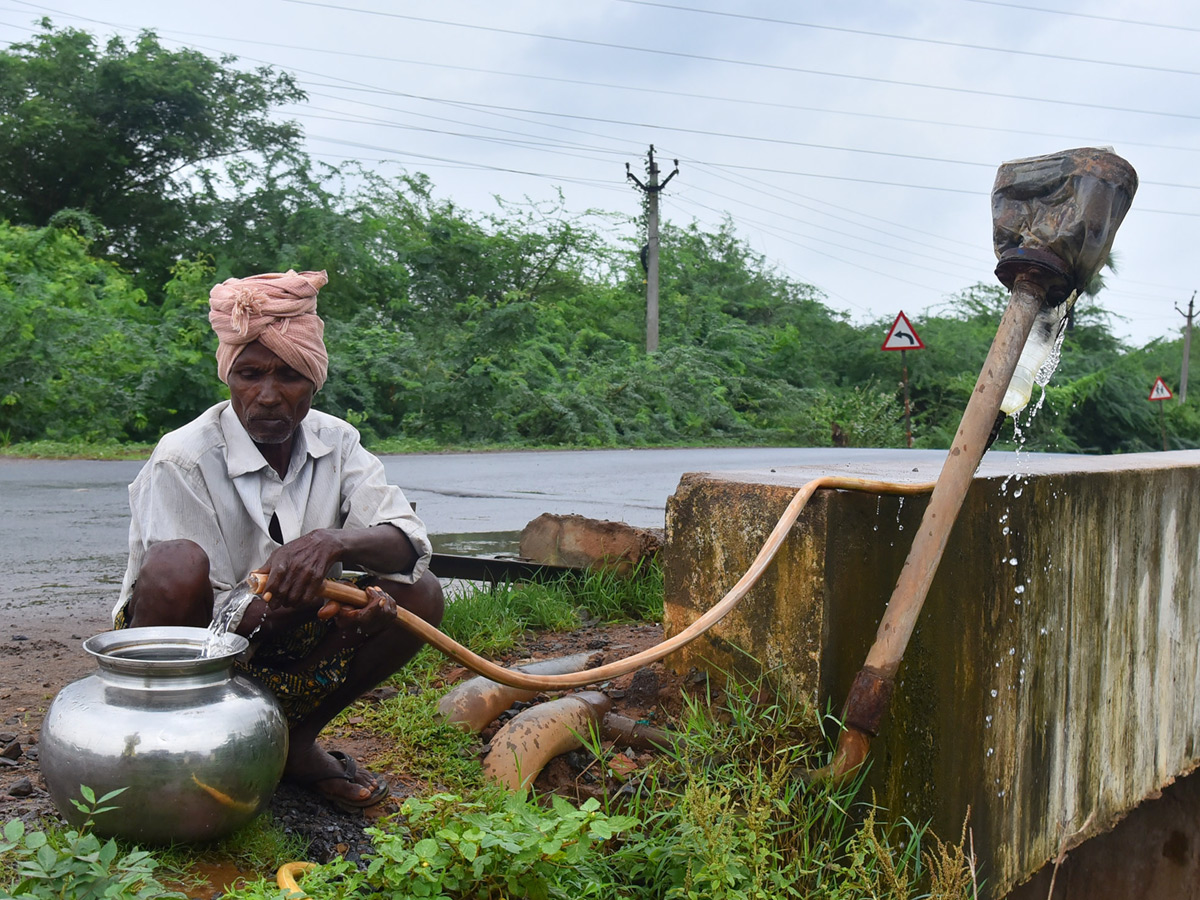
xmin=128 ymin=540 xmax=214 ymax=627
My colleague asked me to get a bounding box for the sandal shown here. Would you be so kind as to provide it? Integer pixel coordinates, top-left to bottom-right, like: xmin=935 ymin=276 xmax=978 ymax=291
xmin=298 ymin=750 xmax=390 ymax=813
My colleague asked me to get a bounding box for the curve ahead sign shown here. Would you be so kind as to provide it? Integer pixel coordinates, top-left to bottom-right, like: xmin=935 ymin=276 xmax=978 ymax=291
xmin=882 ymin=311 xmax=924 ymax=351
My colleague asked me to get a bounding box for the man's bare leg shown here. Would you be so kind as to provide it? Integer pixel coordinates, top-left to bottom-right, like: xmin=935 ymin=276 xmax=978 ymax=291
xmin=282 ymin=570 xmax=445 ymax=806
xmin=126 ymin=540 xmax=214 ymax=627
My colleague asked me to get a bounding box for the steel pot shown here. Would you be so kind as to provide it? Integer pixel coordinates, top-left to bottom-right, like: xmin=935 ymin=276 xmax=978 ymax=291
xmin=40 ymin=626 xmax=288 ymax=844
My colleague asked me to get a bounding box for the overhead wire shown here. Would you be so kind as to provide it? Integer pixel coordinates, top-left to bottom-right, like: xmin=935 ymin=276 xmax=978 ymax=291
xmin=612 ymin=0 xmax=1200 ymax=77
xmin=962 ymin=0 xmax=1200 ymax=33
xmin=279 ymin=0 xmax=1200 ymax=123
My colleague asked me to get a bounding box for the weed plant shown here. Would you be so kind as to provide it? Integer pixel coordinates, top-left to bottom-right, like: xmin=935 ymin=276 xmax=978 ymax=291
xmin=0 ymin=787 xmax=186 ymax=900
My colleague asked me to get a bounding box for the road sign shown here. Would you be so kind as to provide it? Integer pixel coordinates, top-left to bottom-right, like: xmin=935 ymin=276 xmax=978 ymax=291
xmin=881 ymin=311 xmax=924 ymax=351
xmin=1149 ymin=377 xmax=1173 ymax=401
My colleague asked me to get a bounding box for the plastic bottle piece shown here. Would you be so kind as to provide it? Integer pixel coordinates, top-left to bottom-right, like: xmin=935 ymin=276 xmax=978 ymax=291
xmin=1001 ymin=293 xmax=1075 ymax=415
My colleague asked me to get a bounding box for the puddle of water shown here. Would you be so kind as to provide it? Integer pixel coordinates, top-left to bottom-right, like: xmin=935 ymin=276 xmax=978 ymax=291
xmin=431 ymin=531 xmax=521 ymax=557
xmin=169 ymin=860 xmax=257 ymax=899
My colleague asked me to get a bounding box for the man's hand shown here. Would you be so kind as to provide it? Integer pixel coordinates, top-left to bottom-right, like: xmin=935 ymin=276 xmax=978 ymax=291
xmin=317 ymin=586 xmax=398 ymax=650
xmin=258 ymin=528 xmax=345 ymax=612
xmin=254 ymin=522 xmax=414 ymax=623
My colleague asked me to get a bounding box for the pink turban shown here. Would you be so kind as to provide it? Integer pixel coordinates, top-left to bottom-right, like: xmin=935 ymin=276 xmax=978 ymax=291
xmin=208 ymin=270 xmax=330 ymax=390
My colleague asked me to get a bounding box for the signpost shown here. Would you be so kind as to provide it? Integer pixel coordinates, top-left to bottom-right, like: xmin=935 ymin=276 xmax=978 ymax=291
xmin=882 ymin=312 xmax=924 ymax=448
xmin=1149 ymin=377 xmax=1173 ymax=450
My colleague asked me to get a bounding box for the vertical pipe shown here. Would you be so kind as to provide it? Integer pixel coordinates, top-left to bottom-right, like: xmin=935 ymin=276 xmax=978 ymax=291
xmin=831 ymin=275 xmax=1047 ymax=776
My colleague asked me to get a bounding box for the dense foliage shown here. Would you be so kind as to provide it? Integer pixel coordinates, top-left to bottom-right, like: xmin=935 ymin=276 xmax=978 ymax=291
xmin=0 ymin=23 xmax=1194 ymax=455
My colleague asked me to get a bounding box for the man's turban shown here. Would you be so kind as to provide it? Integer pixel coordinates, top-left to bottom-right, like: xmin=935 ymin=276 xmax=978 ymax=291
xmin=208 ymin=270 xmax=330 ymax=390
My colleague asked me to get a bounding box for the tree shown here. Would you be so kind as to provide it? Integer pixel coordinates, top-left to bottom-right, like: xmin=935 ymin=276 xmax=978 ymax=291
xmin=0 ymin=21 xmax=306 ymax=289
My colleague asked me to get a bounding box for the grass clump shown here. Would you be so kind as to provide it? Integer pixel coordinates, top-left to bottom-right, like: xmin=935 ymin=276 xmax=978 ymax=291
xmin=603 ymin=674 xmax=973 ymax=900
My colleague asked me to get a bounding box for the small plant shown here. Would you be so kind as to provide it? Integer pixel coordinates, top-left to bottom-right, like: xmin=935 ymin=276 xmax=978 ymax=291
xmin=0 ymin=786 xmax=185 ymax=900
xmin=367 ymin=791 xmax=637 ymax=900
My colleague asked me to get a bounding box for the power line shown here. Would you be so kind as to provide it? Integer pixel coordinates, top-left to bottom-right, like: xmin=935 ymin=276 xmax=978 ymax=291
xmin=613 ymin=0 xmax=1200 ymax=77
xmin=279 ymin=0 xmax=1200 ymax=123
xmin=963 ymin=0 xmax=1200 ymax=33
xmin=9 ymin=2 xmax=1200 ymax=193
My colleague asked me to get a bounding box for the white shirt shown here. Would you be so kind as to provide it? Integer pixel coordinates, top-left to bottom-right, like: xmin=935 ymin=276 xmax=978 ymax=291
xmin=116 ymin=401 xmax=432 ymax=627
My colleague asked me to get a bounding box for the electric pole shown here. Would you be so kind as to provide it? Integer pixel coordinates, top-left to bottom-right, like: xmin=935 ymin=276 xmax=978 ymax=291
xmin=626 ymin=145 xmax=679 ymax=353
xmin=1176 ymin=290 xmax=1195 ymax=404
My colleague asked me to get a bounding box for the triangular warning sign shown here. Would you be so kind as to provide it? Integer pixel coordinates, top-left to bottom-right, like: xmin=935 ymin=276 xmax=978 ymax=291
xmin=881 ymin=311 xmax=924 ymax=351
xmin=1149 ymin=377 xmax=1173 ymax=401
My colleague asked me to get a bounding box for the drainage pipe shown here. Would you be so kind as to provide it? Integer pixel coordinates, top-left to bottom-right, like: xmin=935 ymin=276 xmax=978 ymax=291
xmin=482 ymin=691 xmax=612 ymax=791
xmin=438 ymin=651 xmax=603 ymax=733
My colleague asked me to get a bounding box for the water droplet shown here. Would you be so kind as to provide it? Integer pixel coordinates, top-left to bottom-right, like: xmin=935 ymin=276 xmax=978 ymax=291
xmin=1015 ymin=585 xmax=1025 ymax=594
xmin=1002 ymin=526 xmax=1011 ymax=536
xmin=1014 ymin=487 xmax=1023 ymax=498
xmin=990 ymin=689 xmax=998 ymax=698
xmin=1009 ymin=558 xmax=1019 ymax=566
xmin=987 ymin=747 xmax=994 ymax=757
xmin=985 ymin=715 xmax=993 ymax=727
xmin=1008 ymin=647 xmax=1015 ymax=655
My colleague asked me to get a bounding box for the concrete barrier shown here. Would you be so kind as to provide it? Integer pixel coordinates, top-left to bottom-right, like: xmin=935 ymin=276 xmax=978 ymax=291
xmin=663 ymin=449 xmax=1200 ymax=899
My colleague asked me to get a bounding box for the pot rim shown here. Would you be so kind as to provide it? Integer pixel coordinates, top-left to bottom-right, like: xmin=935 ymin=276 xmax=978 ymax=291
xmin=84 ymin=626 xmax=248 ymax=677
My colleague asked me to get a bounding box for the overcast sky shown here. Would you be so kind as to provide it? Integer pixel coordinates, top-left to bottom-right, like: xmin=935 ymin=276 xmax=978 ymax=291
xmin=1 ymin=0 xmax=1196 ymax=348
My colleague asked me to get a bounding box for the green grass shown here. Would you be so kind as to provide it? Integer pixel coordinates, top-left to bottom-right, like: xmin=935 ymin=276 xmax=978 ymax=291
xmin=0 ymin=440 xmax=156 ymax=460
xmin=151 ymin=816 xmax=309 ymax=892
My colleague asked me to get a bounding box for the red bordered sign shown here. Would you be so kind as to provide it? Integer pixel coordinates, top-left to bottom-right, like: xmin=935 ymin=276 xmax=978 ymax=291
xmin=881 ymin=311 xmax=924 ymax=351
xmin=1149 ymin=377 xmax=1173 ymax=401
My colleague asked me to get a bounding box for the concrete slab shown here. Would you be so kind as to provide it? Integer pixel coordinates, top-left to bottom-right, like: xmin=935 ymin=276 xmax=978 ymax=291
xmin=662 ymin=449 xmax=1200 ymax=898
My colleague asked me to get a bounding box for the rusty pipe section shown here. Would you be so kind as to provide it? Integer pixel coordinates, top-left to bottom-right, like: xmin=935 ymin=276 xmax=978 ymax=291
xmin=437 ymin=651 xmax=603 ymax=733
xmin=482 ymin=691 xmax=612 ymax=791
xmin=601 ymin=712 xmax=674 ymax=753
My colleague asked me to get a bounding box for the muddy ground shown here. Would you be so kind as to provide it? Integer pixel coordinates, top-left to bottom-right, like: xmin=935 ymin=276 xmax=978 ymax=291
xmin=0 ymin=614 xmax=693 ymax=896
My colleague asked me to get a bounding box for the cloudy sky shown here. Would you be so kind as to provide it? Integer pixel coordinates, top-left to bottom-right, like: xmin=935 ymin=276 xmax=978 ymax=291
xmin=1 ymin=0 xmax=1196 ymax=347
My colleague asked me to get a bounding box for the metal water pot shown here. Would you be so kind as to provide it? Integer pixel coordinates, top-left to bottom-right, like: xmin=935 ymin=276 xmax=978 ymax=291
xmin=40 ymin=626 xmax=288 ymax=844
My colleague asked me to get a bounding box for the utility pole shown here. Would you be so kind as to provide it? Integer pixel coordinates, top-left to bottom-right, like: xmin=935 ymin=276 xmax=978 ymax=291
xmin=626 ymin=145 xmax=679 ymax=353
xmin=1176 ymin=291 xmax=1195 ymax=404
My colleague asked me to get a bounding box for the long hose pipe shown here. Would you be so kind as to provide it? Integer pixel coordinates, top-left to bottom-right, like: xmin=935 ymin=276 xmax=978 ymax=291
xmin=248 ymin=472 xmax=936 ymax=693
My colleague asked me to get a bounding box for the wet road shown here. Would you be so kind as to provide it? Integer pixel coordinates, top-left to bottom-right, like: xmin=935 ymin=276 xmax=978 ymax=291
xmin=0 ymin=447 xmax=957 ymax=636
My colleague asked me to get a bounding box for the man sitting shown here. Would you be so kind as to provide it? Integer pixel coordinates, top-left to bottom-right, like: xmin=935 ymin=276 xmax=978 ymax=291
xmin=114 ymin=269 xmax=443 ymax=812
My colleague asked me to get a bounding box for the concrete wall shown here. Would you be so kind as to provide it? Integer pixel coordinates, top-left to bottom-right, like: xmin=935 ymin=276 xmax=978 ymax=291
xmin=662 ymin=450 xmax=1200 ymax=899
